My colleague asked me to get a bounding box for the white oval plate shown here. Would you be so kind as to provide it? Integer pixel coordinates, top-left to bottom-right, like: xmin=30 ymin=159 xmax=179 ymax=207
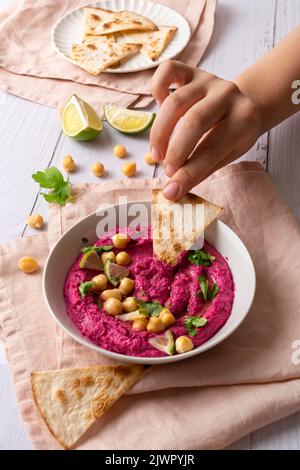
xmin=52 ymin=0 xmax=191 ymax=74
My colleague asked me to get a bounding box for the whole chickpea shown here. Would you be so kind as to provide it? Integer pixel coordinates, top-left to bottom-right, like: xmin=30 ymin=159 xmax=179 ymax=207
xmin=113 ymin=144 xmax=127 ymax=158
xmin=122 ymin=162 xmax=136 ymax=177
xmin=122 ymin=297 xmax=137 ymax=313
xmin=62 ymin=155 xmax=75 ymax=172
xmin=91 ymin=161 xmax=105 ymax=177
xmin=116 ymin=251 xmax=131 ymax=266
xmin=103 ymin=298 xmax=123 ymax=316
xmin=147 ymin=317 xmax=165 ymax=333
xmin=18 ymin=256 xmax=39 ymax=274
xmin=132 ymin=318 xmax=148 ymax=331
xmin=101 ymin=289 xmax=122 ymax=301
xmin=112 ymin=233 xmax=130 ymax=249
xmin=175 ymin=336 xmax=194 ymax=354
xmin=91 ymin=274 xmax=107 ymax=292
xmin=144 ymin=152 xmax=156 ymax=165
xmin=101 ymin=251 xmax=116 ymax=264
xmin=159 ymin=308 xmax=176 ymax=328
xmin=119 ymin=278 xmax=135 ymax=296
xmin=26 ymin=213 xmax=44 ymax=229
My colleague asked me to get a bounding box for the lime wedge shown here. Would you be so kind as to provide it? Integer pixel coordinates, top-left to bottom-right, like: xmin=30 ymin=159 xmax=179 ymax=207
xmin=149 ymin=330 xmax=175 ymax=356
xmin=104 ymin=259 xmax=129 ymax=286
xmin=80 ymin=250 xmax=103 ymax=271
xmin=104 ymin=104 xmax=155 ymax=134
xmin=62 ymin=94 xmax=103 ymax=141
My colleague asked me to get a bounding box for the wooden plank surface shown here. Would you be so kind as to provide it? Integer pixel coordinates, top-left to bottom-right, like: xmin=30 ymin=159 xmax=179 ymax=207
xmin=1 ymin=0 xmax=300 ymax=450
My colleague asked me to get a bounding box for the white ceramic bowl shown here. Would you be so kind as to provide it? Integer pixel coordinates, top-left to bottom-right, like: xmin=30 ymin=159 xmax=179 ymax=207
xmin=43 ymin=201 xmax=256 ymax=365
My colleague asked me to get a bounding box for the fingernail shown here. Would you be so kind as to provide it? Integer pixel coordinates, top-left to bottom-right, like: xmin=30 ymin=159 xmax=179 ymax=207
xmin=163 ymin=181 xmax=181 ymax=199
xmin=164 ymin=163 xmax=177 ymax=177
xmin=151 ymin=147 xmax=163 ymax=162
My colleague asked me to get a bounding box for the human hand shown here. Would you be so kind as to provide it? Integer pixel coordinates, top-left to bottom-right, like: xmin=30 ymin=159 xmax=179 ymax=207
xmin=150 ymin=61 xmax=262 ymax=200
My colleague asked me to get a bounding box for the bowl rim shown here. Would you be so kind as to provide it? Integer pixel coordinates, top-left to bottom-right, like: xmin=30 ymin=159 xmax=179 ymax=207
xmin=42 ymin=203 xmax=256 ymax=365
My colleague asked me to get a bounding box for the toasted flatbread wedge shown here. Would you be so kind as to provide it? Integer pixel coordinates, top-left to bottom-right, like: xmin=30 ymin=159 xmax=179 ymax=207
xmin=152 ymin=189 xmax=222 ymax=265
xmin=71 ymin=40 xmax=140 ymax=75
xmin=121 ymin=26 xmax=177 ymax=61
xmin=82 ymin=35 xmax=121 ymax=68
xmin=83 ymin=7 xmax=157 ymax=36
xmin=31 ymin=364 xmax=145 ymax=449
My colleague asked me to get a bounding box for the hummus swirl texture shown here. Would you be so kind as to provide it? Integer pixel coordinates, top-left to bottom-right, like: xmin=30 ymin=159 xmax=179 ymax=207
xmin=64 ymin=227 xmax=234 ymax=357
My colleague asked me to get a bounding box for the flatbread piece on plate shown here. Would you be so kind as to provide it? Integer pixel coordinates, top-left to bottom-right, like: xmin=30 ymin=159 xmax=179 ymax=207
xmin=71 ymin=40 xmax=141 ymax=75
xmin=121 ymin=26 xmax=177 ymax=61
xmin=152 ymin=189 xmax=223 ymax=265
xmin=83 ymin=7 xmax=157 ymax=36
xmin=31 ymin=364 xmax=145 ymax=449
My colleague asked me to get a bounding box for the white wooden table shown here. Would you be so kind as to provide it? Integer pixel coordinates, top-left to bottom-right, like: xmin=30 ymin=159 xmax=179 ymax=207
xmin=1 ymin=0 xmax=300 ymax=450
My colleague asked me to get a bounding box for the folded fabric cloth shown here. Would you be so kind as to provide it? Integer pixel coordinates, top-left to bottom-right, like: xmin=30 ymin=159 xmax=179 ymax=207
xmin=1 ymin=162 xmax=300 ymax=450
xmin=0 ymin=0 xmax=216 ymax=108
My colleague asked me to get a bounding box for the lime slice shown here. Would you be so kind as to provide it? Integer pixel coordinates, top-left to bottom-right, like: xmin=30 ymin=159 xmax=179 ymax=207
xmin=79 ymin=250 xmax=103 ymax=271
xmin=117 ymin=310 xmax=149 ymax=321
xmin=62 ymin=94 xmax=103 ymax=141
xmin=104 ymin=259 xmax=129 ymax=286
xmin=104 ymin=104 xmax=155 ymax=134
xmin=149 ymin=330 xmax=175 ymax=356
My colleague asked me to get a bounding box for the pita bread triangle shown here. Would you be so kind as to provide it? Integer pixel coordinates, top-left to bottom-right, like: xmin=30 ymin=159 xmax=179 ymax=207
xmin=83 ymin=6 xmax=157 ymax=36
xmin=121 ymin=26 xmax=177 ymax=61
xmin=71 ymin=40 xmax=140 ymax=75
xmin=31 ymin=364 xmax=145 ymax=449
xmin=152 ymin=189 xmax=223 ymax=265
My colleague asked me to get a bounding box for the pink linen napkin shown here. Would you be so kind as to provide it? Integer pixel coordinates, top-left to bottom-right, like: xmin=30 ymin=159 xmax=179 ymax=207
xmin=2 ymin=162 xmax=300 ymax=450
xmin=0 ymin=0 xmax=216 ymax=108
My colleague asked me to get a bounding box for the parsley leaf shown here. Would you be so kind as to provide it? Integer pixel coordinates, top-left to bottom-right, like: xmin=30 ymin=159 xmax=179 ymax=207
xmin=81 ymin=237 xmax=89 ymax=247
xmin=134 ymin=299 xmax=164 ymax=317
xmin=79 ymin=281 xmax=95 ymax=297
xmin=184 ymin=316 xmax=208 ymax=336
xmin=81 ymin=245 xmax=113 ymax=254
xmin=32 ymin=167 xmax=71 ymax=206
xmin=188 ymin=249 xmax=216 ymax=267
xmin=198 ymin=276 xmax=219 ymax=301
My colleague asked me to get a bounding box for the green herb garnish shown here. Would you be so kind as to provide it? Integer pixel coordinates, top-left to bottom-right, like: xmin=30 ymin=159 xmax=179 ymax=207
xmin=188 ymin=249 xmax=216 ymax=267
xmin=81 ymin=245 xmax=113 ymax=254
xmin=81 ymin=237 xmax=89 ymax=247
xmin=32 ymin=167 xmax=71 ymax=206
xmin=198 ymin=276 xmax=219 ymax=301
xmin=79 ymin=281 xmax=95 ymax=297
xmin=134 ymin=298 xmax=164 ymax=317
xmin=184 ymin=316 xmax=208 ymax=336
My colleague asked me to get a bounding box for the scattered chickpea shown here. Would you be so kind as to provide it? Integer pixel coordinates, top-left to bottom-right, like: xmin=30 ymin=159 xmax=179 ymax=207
xmin=91 ymin=274 xmax=107 ymax=292
xmin=116 ymin=251 xmax=131 ymax=266
xmin=101 ymin=289 xmax=122 ymax=301
xmin=144 ymin=152 xmax=156 ymax=165
xmin=91 ymin=161 xmax=105 ymax=177
xmin=101 ymin=251 xmax=116 ymax=264
xmin=18 ymin=256 xmax=39 ymax=274
xmin=122 ymin=162 xmax=136 ymax=177
xmin=112 ymin=233 xmax=130 ymax=249
xmin=147 ymin=317 xmax=165 ymax=333
xmin=113 ymin=144 xmax=127 ymax=158
xmin=132 ymin=318 xmax=148 ymax=331
xmin=119 ymin=277 xmax=135 ymax=296
xmin=122 ymin=297 xmax=137 ymax=313
xmin=103 ymin=298 xmax=123 ymax=316
xmin=26 ymin=213 xmax=44 ymax=229
xmin=62 ymin=155 xmax=75 ymax=172
xmin=159 ymin=308 xmax=176 ymax=328
xmin=175 ymin=336 xmax=194 ymax=354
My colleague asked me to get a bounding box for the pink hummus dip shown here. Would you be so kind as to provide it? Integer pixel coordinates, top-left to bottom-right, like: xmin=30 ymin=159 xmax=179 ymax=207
xmin=64 ymin=227 xmax=234 ymax=357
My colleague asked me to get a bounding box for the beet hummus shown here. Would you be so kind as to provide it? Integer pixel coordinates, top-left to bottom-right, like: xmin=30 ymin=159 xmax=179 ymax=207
xmin=64 ymin=226 xmax=234 ymax=357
